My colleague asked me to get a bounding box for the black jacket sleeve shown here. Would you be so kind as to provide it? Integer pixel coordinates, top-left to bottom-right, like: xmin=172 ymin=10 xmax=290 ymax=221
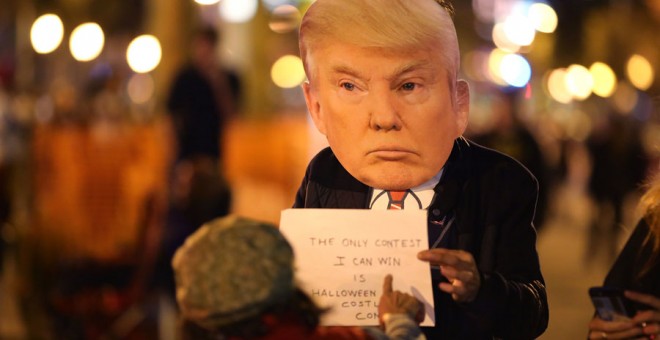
xmin=454 ymin=145 xmax=548 ymax=339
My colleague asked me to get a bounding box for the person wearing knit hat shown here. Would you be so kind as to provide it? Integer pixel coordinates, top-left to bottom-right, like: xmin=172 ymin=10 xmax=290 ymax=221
xmin=172 ymin=215 xmax=425 ymax=340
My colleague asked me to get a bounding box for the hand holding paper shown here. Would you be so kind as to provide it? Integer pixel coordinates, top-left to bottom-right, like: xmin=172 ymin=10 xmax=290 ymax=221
xmin=417 ymin=248 xmax=481 ymax=303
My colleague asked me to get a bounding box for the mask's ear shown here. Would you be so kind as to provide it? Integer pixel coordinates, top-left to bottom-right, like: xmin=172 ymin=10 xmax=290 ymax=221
xmin=302 ymin=81 xmax=327 ymax=135
xmin=455 ymin=79 xmax=470 ymax=135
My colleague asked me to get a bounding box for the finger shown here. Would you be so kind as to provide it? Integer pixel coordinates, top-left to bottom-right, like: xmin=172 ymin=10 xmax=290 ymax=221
xmin=608 ymin=327 xmax=645 ymax=339
xmin=418 ymin=248 xmax=468 ymax=261
xmin=419 ymin=250 xmax=474 ymax=271
xmin=589 ymin=316 xmax=636 ymax=332
xmin=439 ymin=265 xmax=458 ymax=279
xmin=450 ymin=267 xmax=478 ymax=284
xmin=415 ymin=304 xmax=425 ymax=324
xmin=383 ymin=274 xmax=393 ymax=294
xmin=421 ymin=248 xmax=472 ymax=259
xmin=589 ymin=328 xmax=645 ymax=339
xmin=589 ymin=330 xmax=643 ymax=339
xmin=588 ymin=331 xmax=610 ymax=339
xmin=598 ymin=320 xmax=638 ymax=333
xmin=438 ymin=280 xmax=468 ymax=301
xmin=642 ymin=322 xmax=659 ymax=336
xmin=439 ymin=265 xmax=478 ymax=287
xmin=625 ymin=291 xmax=660 ymax=309
xmin=632 ymin=310 xmax=660 ymax=323
xmin=438 ymin=281 xmax=455 ymax=295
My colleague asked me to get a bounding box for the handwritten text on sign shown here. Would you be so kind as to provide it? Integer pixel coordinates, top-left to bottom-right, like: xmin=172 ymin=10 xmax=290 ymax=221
xmin=280 ymin=209 xmax=434 ymax=326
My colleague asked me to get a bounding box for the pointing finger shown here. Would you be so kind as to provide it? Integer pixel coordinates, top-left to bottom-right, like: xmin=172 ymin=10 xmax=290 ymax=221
xmin=383 ymin=274 xmax=393 ymax=294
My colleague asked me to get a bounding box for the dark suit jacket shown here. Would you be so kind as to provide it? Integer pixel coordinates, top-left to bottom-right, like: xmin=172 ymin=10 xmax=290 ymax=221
xmin=293 ymin=138 xmax=548 ymax=339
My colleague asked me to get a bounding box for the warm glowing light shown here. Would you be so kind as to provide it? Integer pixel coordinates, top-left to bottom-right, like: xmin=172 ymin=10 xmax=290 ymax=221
xmin=194 ymin=0 xmax=220 ymax=5
xmin=565 ymin=64 xmax=593 ymax=101
xmin=492 ymin=23 xmax=521 ymax=53
xmin=546 ymin=68 xmax=572 ymax=104
xmin=269 ymin=5 xmax=301 ymax=33
xmin=31 ymin=14 xmax=64 ymax=54
xmin=499 ymin=53 xmax=531 ymax=87
xmin=589 ymin=62 xmax=617 ymax=98
xmin=502 ymin=13 xmax=536 ymax=46
xmin=69 ymin=23 xmax=104 ymax=62
xmin=219 ymin=0 xmax=258 ymax=23
xmin=486 ymin=49 xmax=508 ymax=86
xmin=528 ymin=3 xmax=558 ymax=33
xmin=626 ymin=54 xmax=654 ymax=91
xmin=126 ymin=35 xmax=162 ymax=73
xmin=127 ymin=73 xmax=155 ymax=104
xmin=271 ymin=55 xmax=306 ymax=88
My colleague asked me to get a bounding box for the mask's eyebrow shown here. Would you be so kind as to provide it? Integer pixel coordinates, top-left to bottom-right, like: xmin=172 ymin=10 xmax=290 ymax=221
xmin=386 ymin=61 xmax=436 ymax=83
xmin=433 ymin=0 xmax=455 ymax=17
xmin=330 ymin=63 xmax=368 ymax=81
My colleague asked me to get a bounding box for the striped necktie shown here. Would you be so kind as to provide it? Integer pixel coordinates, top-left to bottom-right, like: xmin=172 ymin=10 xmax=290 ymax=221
xmin=387 ymin=190 xmax=409 ymax=210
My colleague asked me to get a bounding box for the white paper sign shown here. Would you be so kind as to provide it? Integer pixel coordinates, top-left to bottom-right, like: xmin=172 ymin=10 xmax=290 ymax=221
xmin=280 ymin=208 xmax=435 ymax=327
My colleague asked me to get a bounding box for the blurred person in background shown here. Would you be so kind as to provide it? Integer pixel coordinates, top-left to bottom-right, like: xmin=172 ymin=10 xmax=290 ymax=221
xmin=158 ymin=25 xmax=241 ymax=300
xmin=585 ymin=112 xmax=649 ymax=264
xmin=587 ymin=170 xmax=660 ymax=339
xmin=471 ymin=90 xmax=551 ymax=232
xmin=0 ymin=96 xmax=8 ymax=275
xmin=0 ymin=81 xmax=19 ymax=275
xmin=0 ymin=133 xmax=10 ymax=276
xmin=172 ymin=215 xmax=426 ymax=340
xmin=166 ymin=25 xmax=240 ymax=166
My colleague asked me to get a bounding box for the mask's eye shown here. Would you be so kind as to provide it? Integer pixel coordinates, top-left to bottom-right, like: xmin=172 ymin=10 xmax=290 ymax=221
xmin=340 ymin=82 xmax=356 ymax=91
xmin=401 ymin=82 xmax=416 ymax=91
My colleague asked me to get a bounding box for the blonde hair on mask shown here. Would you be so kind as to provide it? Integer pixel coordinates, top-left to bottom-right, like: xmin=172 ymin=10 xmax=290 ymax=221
xmin=299 ymin=0 xmax=460 ymax=85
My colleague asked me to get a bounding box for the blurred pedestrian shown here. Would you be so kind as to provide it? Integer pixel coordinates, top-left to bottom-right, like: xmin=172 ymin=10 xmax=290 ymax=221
xmin=585 ymin=112 xmax=649 ymax=263
xmin=157 ymin=26 xmax=241 ymax=299
xmin=471 ymin=90 xmax=551 ymax=231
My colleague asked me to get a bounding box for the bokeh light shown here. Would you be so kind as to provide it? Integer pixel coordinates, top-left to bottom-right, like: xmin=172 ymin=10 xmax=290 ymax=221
xmin=269 ymin=5 xmax=301 ymax=33
xmin=626 ymin=54 xmax=655 ymax=91
xmin=194 ymin=0 xmax=220 ymax=5
xmin=271 ymin=55 xmax=306 ymax=88
xmin=219 ymin=0 xmax=258 ymax=23
xmin=30 ymin=14 xmax=64 ymax=54
xmin=589 ymin=62 xmax=617 ymax=98
xmin=499 ymin=53 xmax=531 ymax=88
xmin=492 ymin=23 xmax=521 ymax=53
xmin=69 ymin=23 xmax=105 ymax=62
xmin=611 ymin=81 xmax=639 ymax=114
xmin=528 ymin=3 xmax=558 ymax=33
xmin=486 ymin=49 xmax=508 ymax=86
xmin=126 ymin=35 xmax=162 ymax=74
xmin=501 ymin=13 xmax=536 ymax=47
xmin=127 ymin=73 xmax=155 ymax=104
xmin=565 ymin=64 xmax=593 ymax=101
xmin=546 ymin=68 xmax=572 ymax=104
